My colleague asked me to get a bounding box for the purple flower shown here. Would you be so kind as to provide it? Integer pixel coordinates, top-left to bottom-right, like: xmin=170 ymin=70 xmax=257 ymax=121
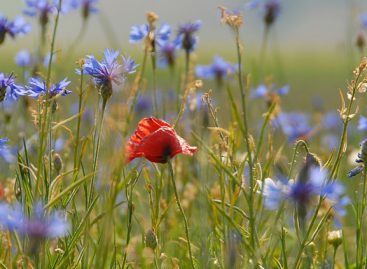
xmin=263 ymin=0 xmax=281 ymax=26
xmin=71 ymin=0 xmax=98 ymax=19
xmin=360 ymin=13 xmax=367 ymax=29
xmin=251 ymin=84 xmax=289 ymax=98
xmin=79 ymin=49 xmax=137 ymax=95
xmin=275 ymin=112 xmax=313 ymax=142
xmin=0 ymin=16 xmax=30 ymax=44
xmin=260 ymin=168 xmax=349 ymax=216
xmin=24 ymin=0 xmax=56 ymax=26
xmin=322 ymin=112 xmax=342 ymax=130
xmin=24 ymin=77 xmax=71 ymax=98
xmin=157 ymin=38 xmax=181 ymax=69
xmin=0 ymin=202 xmax=70 ymax=239
xmin=0 ymin=138 xmax=16 ymax=163
xmin=247 ymin=0 xmax=281 ymax=27
xmin=129 ymin=23 xmax=171 ymax=45
xmin=196 ymin=56 xmax=237 ymax=84
xmin=358 ymin=116 xmax=367 ymax=131
xmin=15 ymin=49 xmax=34 ymax=67
xmin=177 ymin=20 xmax=201 ymax=53
xmin=0 ymin=73 xmax=25 ymax=101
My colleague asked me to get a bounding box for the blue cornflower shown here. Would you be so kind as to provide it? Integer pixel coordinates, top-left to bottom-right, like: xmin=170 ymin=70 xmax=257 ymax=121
xmin=0 ymin=202 xmax=70 ymax=239
xmin=129 ymin=23 xmax=171 ymax=45
xmin=157 ymin=38 xmax=181 ymax=69
xmin=24 ymin=0 xmax=56 ymax=26
xmin=0 ymin=73 xmax=25 ymax=101
xmin=71 ymin=0 xmax=98 ymax=19
xmin=247 ymin=0 xmax=281 ymax=27
xmin=0 ymin=15 xmax=31 ymax=44
xmin=261 ymin=168 xmax=349 ymax=215
xmin=358 ymin=116 xmax=367 ymax=131
xmin=275 ymin=112 xmax=313 ymax=142
xmin=177 ymin=20 xmax=201 ymax=53
xmin=322 ymin=112 xmax=342 ymax=130
xmin=24 ymin=77 xmax=71 ymax=98
xmin=251 ymin=84 xmax=289 ymax=98
xmin=196 ymin=56 xmax=237 ymax=84
xmin=360 ymin=13 xmax=367 ymax=29
xmin=321 ymin=134 xmax=339 ymax=150
xmin=135 ymin=94 xmax=153 ymax=115
xmin=15 ymin=49 xmax=34 ymax=67
xmin=80 ymin=49 xmax=137 ymax=100
xmin=0 ymin=138 xmax=16 ymax=163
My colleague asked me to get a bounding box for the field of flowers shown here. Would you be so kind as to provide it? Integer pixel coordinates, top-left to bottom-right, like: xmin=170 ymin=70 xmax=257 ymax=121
xmin=2 ymin=0 xmax=367 ymax=268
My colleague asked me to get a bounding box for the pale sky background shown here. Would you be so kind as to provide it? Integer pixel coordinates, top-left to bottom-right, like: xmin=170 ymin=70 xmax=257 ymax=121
xmin=1 ymin=0 xmax=367 ymax=55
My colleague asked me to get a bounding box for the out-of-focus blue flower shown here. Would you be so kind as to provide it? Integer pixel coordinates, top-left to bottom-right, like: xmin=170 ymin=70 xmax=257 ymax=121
xmin=322 ymin=112 xmax=342 ymax=130
xmin=251 ymin=84 xmax=289 ymax=98
xmin=177 ymin=20 xmax=201 ymax=53
xmin=196 ymin=56 xmax=237 ymax=83
xmin=54 ymin=137 xmax=65 ymax=152
xmin=43 ymin=52 xmax=56 ymax=68
xmin=0 ymin=73 xmax=25 ymax=101
xmin=135 ymin=94 xmax=153 ymax=115
xmin=23 ymin=77 xmax=71 ymax=98
xmin=260 ymin=168 xmax=349 ymax=215
xmin=55 ymin=0 xmax=77 ymax=14
xmin=157 ymin=38 xmax=181 ymax=69
xmin=15 ymin=49 xmax=34 ymax=67
xmin=80 ymin=49 xmax=137 ymax=90
xmin=358 ymin=116 xmax=367 ymax=131
xmin=321 ymin=134 xmax=339 ymax=150
xmin=24 ymin=0 xmax=56 ymax=17
xmin=275 ymin=112 xmax=313 ymax=142
xmin=71 ymin=0 xmax=98 ymax=18
xmin=247 ymin=0 xmax=281 ymax=27
xmin=0 ymin=138 xmax=16 ymax=163
xmin=0 ymin=15 xmax=31 ymax=44
xmin=360 ymin=13 xmax=367 ymax=29
xmin=0 ymin=202 xmax=70 ymax=239
xmin=129 ymin=23 xmax=171 ymax=45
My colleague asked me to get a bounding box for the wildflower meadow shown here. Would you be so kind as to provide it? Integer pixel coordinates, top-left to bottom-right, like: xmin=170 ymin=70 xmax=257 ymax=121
xmin=1 ymin=0 xmax=367 ymax=268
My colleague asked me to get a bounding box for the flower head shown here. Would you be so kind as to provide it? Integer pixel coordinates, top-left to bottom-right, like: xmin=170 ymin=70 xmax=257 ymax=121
xmin=0 ymin=138 xmax=16 ymax=163
xmin=0 ymin=15 xmax=30 ymax=44
xmin=0 ymin=73 xmax=25 ymax=102
xmin=71 ymin=0 xmax=98 ymax=19
xmin=157 ymin=38 xmax=181 ymax=69
xmin=263 ymin=0 xmax=281 ymax=26
xmin=196 ymin=56 xmax=237 ymax=85
xmin=177 ymin=20 xmax=201 ymax=53
xmin=358 ymin=116 xmax=367 ymax=132
xmin=80 ymin=49 xmax=137 ymax=100
xmin=360 ymin=13 xmax=367 ymax=29
xmin=15 ymin=49 xmax=34 ymax=67
xmin=24 ymin=77 xmax=71 ymax=98
xmin=129 ymin=23 xmax=171 ymax=45
xmin=219 ymin=6 xmax=243 ymax=30
xmin=275 ymin=112 xmax=313 ymax=142
xmin=251 ymin=84 xmax=289 ymax=98
xmin=24 ymin=0 xmax=56 ymax=26
xmin=0 ymin=202 xmax=69 ymax=240
xmin=126 ymin=117 xmax=197 ymax=163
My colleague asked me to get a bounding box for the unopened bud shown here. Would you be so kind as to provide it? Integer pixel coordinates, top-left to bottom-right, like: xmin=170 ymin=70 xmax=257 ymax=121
xmin=53 ymin=153 xmax=63 ymax=174
xmin=327 ymin=230 xmax=343 ymax=249
xmin=145 ymin=229 xmax=158 ymax=250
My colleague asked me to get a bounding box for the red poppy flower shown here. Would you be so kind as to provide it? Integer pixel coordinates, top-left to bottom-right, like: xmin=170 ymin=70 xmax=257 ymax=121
xmin=126 ymin=117 xmax=197 ymax=163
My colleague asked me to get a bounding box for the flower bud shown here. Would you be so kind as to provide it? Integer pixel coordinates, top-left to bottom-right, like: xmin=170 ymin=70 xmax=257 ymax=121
xmin=145 ymin=228 xmax=158 ymax=250
xmin=53 ymin=153 xmax=63 ymax=174
xmin=327 ymin=230 xmax=343 ymax=249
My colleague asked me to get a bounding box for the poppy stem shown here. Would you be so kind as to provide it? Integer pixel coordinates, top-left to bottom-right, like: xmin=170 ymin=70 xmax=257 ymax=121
xmin=167 ymin=160 xmax=195 ymax=268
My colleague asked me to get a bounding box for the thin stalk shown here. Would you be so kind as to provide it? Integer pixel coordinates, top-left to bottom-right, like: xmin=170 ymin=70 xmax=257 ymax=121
xmin=330 ymin=71 xmax=361 ymax=179
xmin=234 ymin=28 xmax=257 ymax=249
xmin=168 ymin=160 xmax=195 ymax=269
xmin=35 ymin=0 xmax=62 ymax=196
xmin=89 ymin=97 xmax=107 ymax=204
xmin=73 ymin=70 xmax=84 ymax=176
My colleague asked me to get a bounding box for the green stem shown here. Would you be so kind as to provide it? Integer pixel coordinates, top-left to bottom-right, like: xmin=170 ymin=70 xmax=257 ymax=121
xmin=330 ymin=71 xmax=361 ymax=179
xmin=235 ymin=28 xmax=257 ymax=249
xmin=73 ymin=70 xmax=84 ymax=176
xmin=168 ymin=160 xmax=195 ymax=269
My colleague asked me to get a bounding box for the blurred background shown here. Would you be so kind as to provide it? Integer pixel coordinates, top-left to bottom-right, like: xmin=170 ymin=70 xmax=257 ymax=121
xmin=2 ymin=0 xmax=367 ymax=110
